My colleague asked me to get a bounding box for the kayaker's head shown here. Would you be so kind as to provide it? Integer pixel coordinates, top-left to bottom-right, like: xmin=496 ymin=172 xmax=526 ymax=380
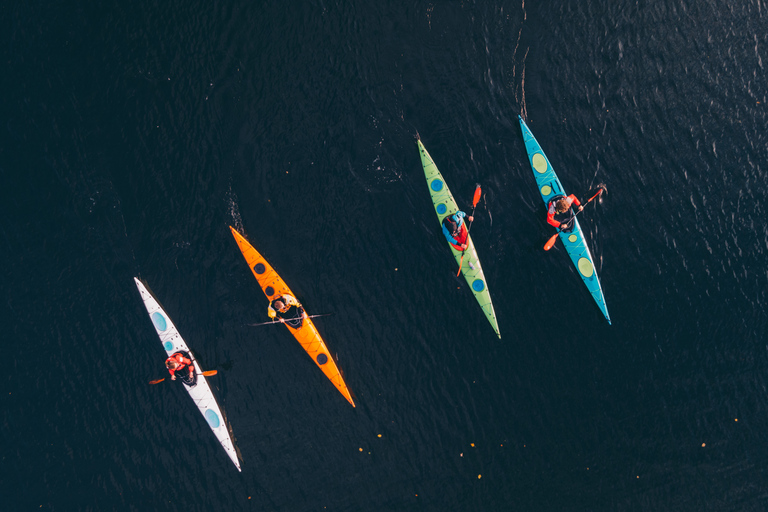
xmin=273 ymin=300 xmax=285 ymax=312
xmin=444 ymin=215 xmax=458 ymax=234
xmin=555 ymin=198 xmax=571 ymax=213
xmin=165 ymin=358 xmax=178 ymax=370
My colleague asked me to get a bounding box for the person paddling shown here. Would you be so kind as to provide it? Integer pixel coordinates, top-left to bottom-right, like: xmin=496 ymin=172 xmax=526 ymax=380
xmin=442 ymin=211 xmax=474 ymax=250
xmin=165 ymin=352 xmax=195 ymax=382
xmin=268 ymin=294 xmax=307 ymax=328
xmin=546 ymin=194 xmax=583 ymax=233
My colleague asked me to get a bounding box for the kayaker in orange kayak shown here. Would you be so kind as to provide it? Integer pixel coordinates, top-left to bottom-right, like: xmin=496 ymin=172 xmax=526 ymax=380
xmin=268 ymin=294 xmax=307 ymax=328
xmin=546 ymin=194 xmax=583 ymax=232
xmin=165 ymin=352 xmax=195 ymax=382
xmin=441 ymin=211 xmax=474 ymax=250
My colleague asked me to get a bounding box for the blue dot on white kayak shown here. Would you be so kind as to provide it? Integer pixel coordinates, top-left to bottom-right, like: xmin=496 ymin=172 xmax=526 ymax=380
xmin=254 ymin=263 xmax=266 ymax=274
xmin=204 ymin=409 xmax=221 ymax=428
xmin=317 ymin=353 xmax=328 ymax=365
xmin=472 ymin=279 xmax=485 ymax=292
xmin=431 ymin=179 xmax=443 ymax=192
xmin=151 ymin=312 xmax=167 ymax=332
xmin=164 ymin=341 xmax=173 ymax=351
xmin=436 ymin=203 xmax=447 ymax=215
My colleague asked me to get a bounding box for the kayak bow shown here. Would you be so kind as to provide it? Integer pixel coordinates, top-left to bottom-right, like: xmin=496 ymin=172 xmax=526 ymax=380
xmin=229 ymin=226 xmax=356 ymax=407
xmin=417 ymin=139 xmax=501 ymax=338
xmin=134 ymin=278 xmax=242 ymax=471
xmin=518 ymin=116 xmax=611 ymax=324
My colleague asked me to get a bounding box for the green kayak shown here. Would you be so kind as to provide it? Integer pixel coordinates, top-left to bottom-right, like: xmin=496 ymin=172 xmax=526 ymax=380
xmin=418 ymin=139 xmax=501 ymax=338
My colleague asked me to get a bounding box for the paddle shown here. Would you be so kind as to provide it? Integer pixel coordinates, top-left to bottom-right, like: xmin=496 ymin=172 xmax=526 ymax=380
xmin=456 ymin=184 xmax=483 ymax=276
xmin=247 ymin=313 xmax=333 ymax=327
xmin=543 ymin=185 xmax=607 ymax=251
xmin=149 ymin=370 xmax=217 ymax=385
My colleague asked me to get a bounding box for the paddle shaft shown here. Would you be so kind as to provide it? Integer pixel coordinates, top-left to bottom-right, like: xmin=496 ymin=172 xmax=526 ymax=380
xmin=544 ymin=188 xmax=605 ymax=250
xmin=247 ymin=313 xmax=332 ymax=327
xmin=149 ymin=370 xmax=217 ymax=385
xmin=457 ymin=185 xmax=483 ymax=276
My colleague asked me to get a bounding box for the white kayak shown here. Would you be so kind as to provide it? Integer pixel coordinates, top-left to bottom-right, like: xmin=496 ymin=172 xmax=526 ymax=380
xmin=134 ymin=278 xmax=242 ymax=471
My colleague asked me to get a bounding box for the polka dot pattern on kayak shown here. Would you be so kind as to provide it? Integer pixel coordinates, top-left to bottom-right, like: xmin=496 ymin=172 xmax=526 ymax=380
xmin=204 ymin=409 xmax=220 ymax=428
xmin=532 ymin=153 xmax=548 ymax=173
xmin=253 ymin=263 xmax=266 ymax=274
xmin=436 ymin=203 xmax=447 ymax=215
xmin=472 ymin=279 xmax=485 ymax=292
xmin=265 ymin=286 xmax=274 ymax=296
xmin=164 ymin=341 xmax=173 ymax=351
xmin=317 ymin=353 xmax=328 ymax=365
xmin=568 ymin=234 xmax=578 ymax=243
xmin=431 ymin=179 xmax=444 ymax=192
xmin=578 ymin=257 xmax=594 ymax=278
xmin=151 ymin=312 xmax=167 ymax=332
xmin=541 ymin=185 xmax=552 ymax=196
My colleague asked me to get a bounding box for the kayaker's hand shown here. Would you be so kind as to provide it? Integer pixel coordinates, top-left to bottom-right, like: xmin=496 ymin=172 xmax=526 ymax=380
xmin=460 ymin=243 xmax=468 ymax=250
xmin=171 ymin=375 xmax=176 ymax=381
xmin=278 ymin=318 xmax=285 ymax=323
xmin=467 ymin=215 xmax=474 ymax=222
xmin=578 ymin=206 xmax=584 ymax=212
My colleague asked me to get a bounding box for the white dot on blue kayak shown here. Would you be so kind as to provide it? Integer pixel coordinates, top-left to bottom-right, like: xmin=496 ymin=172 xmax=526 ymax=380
xmin=472 ymin=279 xmax=485 ymax=292
xmin=431 ymin=179 xmax=443 ymax=192
xmin=151 ymin=312 xmax=167 ymax=332
xmin=204 ymin=409 xmax=220 ymax=428
xmin=436 ymin=203 xmax=447 ymax=215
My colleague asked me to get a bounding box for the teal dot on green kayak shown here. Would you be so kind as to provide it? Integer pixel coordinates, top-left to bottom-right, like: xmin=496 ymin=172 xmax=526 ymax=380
xmin=532 ymin=153 xmax=548 ymax=174
xmin=568 ymin=234 xmax=578 ymax=243
xmin=436 ymin=203 xmax=447 ymax=215
xmin=204 ymin=409 xmax=220 ymax=428
xmin=578 ymin=257 xmax=594 ymax=278
xmin=163 ymin=341 xmax=173 ymax=351
xmin=472 ymin=279 xmax=485 ymax=292
xmin=151 ymin=312 xmax=167 ymax=332
xmin=431 ymin=179 xmax=444 ymax=192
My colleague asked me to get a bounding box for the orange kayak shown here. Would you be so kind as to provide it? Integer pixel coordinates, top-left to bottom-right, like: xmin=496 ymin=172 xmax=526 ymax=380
xmin=229 ymin=226 xmax=355 ymax=407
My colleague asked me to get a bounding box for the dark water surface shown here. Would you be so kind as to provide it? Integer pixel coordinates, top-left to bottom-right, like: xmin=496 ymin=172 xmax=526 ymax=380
xmin=3 ymin=0 xmax=768 ymax=510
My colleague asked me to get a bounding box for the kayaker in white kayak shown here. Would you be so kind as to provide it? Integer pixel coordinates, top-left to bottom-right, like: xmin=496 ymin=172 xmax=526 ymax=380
xmin=442 ymin=211 xmax=474 ymax=250
xmin=268 ymin=294 xmax=307 ymax=328
xmin=547 ymin=194 xmax=583 ymax=232
xmin=165 ymin=352 xmax=195 ymax=382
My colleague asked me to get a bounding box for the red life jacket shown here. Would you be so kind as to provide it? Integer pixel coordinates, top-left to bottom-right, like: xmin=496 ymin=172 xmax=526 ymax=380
xmin=167 ymin=353 xmax=192 ymax=377
xmin=448 ymin=223 xmax=469 ymax=251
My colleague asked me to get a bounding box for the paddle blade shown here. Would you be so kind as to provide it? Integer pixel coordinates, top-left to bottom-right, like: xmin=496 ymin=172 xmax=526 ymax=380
xmin=202 ymin=370 xmax=217 ymax=377
xmin=149 ymin=378 xmax=165 ymax=385
xmin=543 ymin=233 xmax=559 ymax=251
xmin=472 ymin=185 xmax=482 ymax=207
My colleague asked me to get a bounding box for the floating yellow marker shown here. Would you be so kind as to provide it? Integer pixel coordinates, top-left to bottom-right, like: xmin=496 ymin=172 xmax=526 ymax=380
xmin=359 ymin=447 xmax=363 ymax=452
xmin=702 ymin=443 xmax=706 ymax=447
xmin=470 ymin=443 xmax=475 ymax=447
xmin=478 ymin=474 xmax=482 ymax=479
xmin=378 ymin=434 xmax=382 ymax=437
xmin=735 ymin=418 xmax=738 ymax=422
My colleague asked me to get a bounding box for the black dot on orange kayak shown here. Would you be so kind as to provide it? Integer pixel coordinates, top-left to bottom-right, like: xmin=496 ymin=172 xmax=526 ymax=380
xmin=265 ymin=286 xmax=274 ymax=296
xmin=254 ymin=263 xmax=266 ymax=274
xmin=317 ymin=353 xmax=328 ymax=365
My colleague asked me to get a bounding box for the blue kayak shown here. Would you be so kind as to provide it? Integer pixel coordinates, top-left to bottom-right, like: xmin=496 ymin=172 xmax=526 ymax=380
xmin=518 ymin=116 xmax=611 ymax=324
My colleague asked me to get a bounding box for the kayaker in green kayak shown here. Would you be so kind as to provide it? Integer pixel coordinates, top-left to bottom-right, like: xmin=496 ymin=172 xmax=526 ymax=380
xmin=546 ymin=194 xmax=583 ymax=232
xmin=442 ymin=211 xmax=474 ymax=250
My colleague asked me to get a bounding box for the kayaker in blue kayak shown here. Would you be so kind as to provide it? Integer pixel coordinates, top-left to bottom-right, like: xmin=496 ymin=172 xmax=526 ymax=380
xmin=268 ymin=294 xmax=307 ymax=328
xmin=442 ymin=211 xmax=474 ymax=250
xmin=547 ymin=194 xmax=583 ymax=232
